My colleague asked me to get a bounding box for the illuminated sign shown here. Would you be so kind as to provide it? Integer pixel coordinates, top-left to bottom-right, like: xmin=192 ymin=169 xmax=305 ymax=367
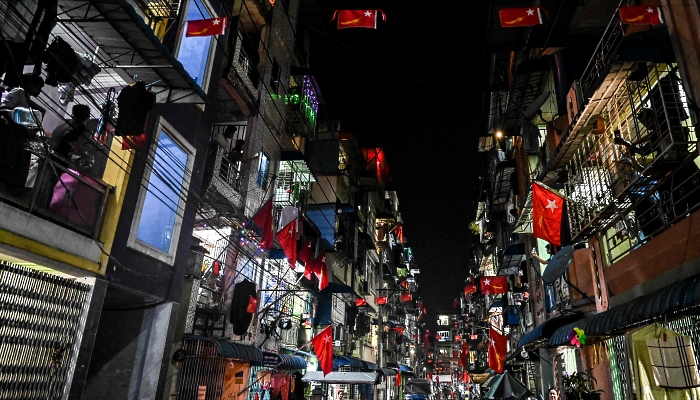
xmin=436 ymin=331 xmax=450 ymax=341
xmin=437 ymin=315 xmax=450 ymax=326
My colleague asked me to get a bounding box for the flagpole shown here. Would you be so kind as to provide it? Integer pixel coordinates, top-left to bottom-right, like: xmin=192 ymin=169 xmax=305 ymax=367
xmin=532 ymin=180 xmax=574 ymax=202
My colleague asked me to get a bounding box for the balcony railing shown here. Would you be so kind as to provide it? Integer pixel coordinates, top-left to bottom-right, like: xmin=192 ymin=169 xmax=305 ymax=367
xmin=0 ymin=138 xmax=110 ymax=238
xmin=225 ymin=33 xmax=259 ymax=107
xmin=563 ymin=63 xmax=699 ymax=263
xmin=210 ymin=146 xmax=244 ymax=209
xmin=578 ymin=12 xmax=626 ymax=102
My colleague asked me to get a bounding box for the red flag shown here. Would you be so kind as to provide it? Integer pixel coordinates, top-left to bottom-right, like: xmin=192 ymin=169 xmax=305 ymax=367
xmin=185 ymin=17 xmax=227 ymax=37
xmin=619 ymin=6 xmax=663 ymax=25
xmin=356 ymin=298 xmax=367 ymax=307
xmin=299 ymin=240 xmax=313 ymax=276
xmin=480 ymin=276 xmax=508 ymax=295
xmin=376 ymin=295 xmax=387 ymax=305
xmin=332 ymin=10 xmax=385 ymax=29
xmin=488 ymin=326 xmax=507 ymax=373
xmin=463 ymin=283 xmax=477 ymax=294
xmin=312 ymin=252 xmax=329 ymax=291
xmin=276 ymin=220 xmax=297 ymax=269
xmin=459 ymin=341 xmax=468 ymax=367
xmin=311 ymin=325 xmax=333 ymax=376
xmin=401 ymin=293 xmax=413 ymax=302
xmin=246 ymin=296 xmax=259 ymax=313
xmin=499 ymin=7 xmax=544 ymax=27
xmin=392 ymin=326 xmax=405 ymax=336
xmin=531 ymin=183 xmax=564 ymax=246
xmin=251 ymin=198 xmax=274 ymax=250
xmin=391 ymin=223 xmax=404 ymax=243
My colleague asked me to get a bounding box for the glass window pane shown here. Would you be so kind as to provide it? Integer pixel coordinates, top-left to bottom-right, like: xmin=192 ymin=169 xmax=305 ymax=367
xmin=136 ymin=132 xmax=189 ymax=252
xmin=177 ymin=0 xmax=212 ymax=84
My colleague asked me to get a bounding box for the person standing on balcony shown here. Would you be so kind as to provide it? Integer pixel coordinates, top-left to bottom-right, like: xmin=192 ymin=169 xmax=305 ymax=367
xmin=34 ymin=103 xmax=90 ymax=209
xmin=531 ymin=243 xmax=571 ymax=313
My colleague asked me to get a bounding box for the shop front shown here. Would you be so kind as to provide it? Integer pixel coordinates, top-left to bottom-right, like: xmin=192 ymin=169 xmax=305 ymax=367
xmin=175 ymin=335 xmax=263 ymax=400
xmin=547 ymin=273 xmax=700 ymax=399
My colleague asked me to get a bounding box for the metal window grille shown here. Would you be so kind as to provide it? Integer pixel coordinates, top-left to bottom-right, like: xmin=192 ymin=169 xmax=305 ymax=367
xmin=606 ymin=335 xmax=629 ymax=400
xmin=0 ymin=261 xmax=91 ymax=400
xmin=564 ymin=63 xmax=699 ymax=263
xmin=212 ymin=124 xmax=247 ymax=192
xmin=175 ymin=338 xmax=226 ymax=400
xmin=664 ymin=315 xmax=700 ymax=367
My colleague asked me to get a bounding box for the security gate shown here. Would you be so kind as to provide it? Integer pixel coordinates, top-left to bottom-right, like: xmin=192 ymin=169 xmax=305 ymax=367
xmin=0 ymin=261 xmax=91 ymax=399
xmin=176 ymin=337 xmax=227 ymax=400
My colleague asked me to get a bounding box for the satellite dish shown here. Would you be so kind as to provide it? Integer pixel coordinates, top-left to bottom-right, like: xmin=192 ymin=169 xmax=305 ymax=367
xmin=542 ymin=245 xmax=574 ymax=285
xmin=521 ymin=91 xmax=552 ymax=120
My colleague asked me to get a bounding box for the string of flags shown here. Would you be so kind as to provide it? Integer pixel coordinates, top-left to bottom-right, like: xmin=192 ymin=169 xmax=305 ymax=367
xmin=499 ymin=5 xmax=663 ymax=27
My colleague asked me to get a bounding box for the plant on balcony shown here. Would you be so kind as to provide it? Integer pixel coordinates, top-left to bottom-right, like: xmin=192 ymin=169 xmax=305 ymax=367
xmin=469 ymin=221 xmax=480 ymax=235
xmin=562 ymin=371 xmax=603 ymax=400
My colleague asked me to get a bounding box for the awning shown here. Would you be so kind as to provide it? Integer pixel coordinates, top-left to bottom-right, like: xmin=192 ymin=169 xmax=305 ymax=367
xmin=333 ymin=355 xmax=366 ymax=370
xmin=302 ymin=371 xmax=378 ymax=384
xmin=376 ymin=368 xmax=397 ymax=376
xmin=321 ymin=282 xmax=359 ymax=304
xmin=405 ymin=378 xmax=432 ymax=394
xmin=498 ymin=243 xmax=526 ymax=275
xmin=59 ymin=0 xmax=206 ymax=103
xmin=262 ymin=351 xmax=307 ymax=370
xmin=549 ymin=273 xmax=700 ymax=346
xmin=281 ymin=348 xmax=318 ymax=361
xmin=516 ymin=313 xmax=584 ymax=348
xmin=387 ymin=362 xmax=413 ymax=373
xmin=184 ymin=335 xmax=263 ymax=365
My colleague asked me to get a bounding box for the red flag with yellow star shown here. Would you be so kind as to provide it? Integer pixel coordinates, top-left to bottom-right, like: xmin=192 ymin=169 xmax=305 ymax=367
xmin=531 ymin=182 xmax=564 ymax=247
xmin=480 ymin=276 xmax=508 ymax=295
xmin=332 ymin=10 xmax=386 ymax=29
xmin=619 ymin=6 xmax=663 ymax=25
xmin=499 ymin=7 xmax=543 ymax=27
xmin=488 ymin=325 xmax=507 ymax=373
xmin=186 ymin=17 xmax=227 ymax=37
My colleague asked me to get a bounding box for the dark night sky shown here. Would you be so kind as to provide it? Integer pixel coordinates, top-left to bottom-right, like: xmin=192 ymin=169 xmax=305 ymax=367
xmin=306 ymin=3 xmax=492 ymax=330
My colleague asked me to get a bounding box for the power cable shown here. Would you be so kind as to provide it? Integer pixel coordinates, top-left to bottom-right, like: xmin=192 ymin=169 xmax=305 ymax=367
xmin=2 ymin=0 xmax=420 ymax=312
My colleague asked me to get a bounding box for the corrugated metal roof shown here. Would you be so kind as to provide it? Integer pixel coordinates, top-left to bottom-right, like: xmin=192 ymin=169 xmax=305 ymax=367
xmin=549 ymin=274 xmax=700 ymax=346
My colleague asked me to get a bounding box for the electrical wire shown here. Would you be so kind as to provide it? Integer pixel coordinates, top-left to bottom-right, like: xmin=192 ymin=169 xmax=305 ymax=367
xmin=1 ymin=0 xmax=419 ymax=314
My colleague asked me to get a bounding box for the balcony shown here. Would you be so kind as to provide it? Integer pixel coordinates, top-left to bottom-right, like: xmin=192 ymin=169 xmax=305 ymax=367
xmin=287 ymin=75 xmax=320 ymax=139
xmin=562 ymin=63 xmax=699 ymax=262
xmin=222 ymin=32 xmax=260 ymax=116
xmin=209 ymin=146 xmax=244 ymax=211
xmin=273 ymin=152 xmax=316 ymax=207
xmin=57 ymin=0 xmax=206 ymax=103
xmin=0 ymin=143 xmax=110 ymax=240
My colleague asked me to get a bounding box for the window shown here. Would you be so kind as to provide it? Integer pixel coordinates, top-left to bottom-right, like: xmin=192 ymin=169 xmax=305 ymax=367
xmin=176 ymin=0 xmax=216 ymax=88
xmin=128 ymin=119 xmax=195 ymax=264
xmin=256 ymin=151 xmax=270 ymax=188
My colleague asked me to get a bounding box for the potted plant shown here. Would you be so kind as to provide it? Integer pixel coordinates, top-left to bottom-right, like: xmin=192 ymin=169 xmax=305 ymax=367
xmin=562 ymin=371 xmax=604 ymax=400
